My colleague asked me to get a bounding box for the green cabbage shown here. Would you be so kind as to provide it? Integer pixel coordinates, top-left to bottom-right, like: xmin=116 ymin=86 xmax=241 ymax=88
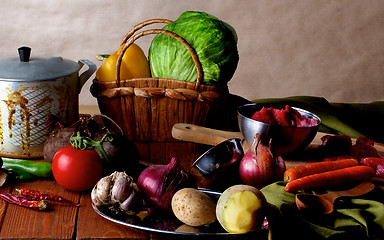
xmin=148 ymin=11 xmax=239 ymax=86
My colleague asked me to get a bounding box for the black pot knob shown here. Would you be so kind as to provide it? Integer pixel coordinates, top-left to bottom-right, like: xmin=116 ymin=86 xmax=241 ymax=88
xmin=18 ymin=46 xmax=31 ymax=62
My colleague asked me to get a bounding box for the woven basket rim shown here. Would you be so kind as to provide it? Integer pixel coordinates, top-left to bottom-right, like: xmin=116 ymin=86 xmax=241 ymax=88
xmin=92 ymin=77 xmax=225 ymax=90
xmin=91 ymin=77 xmax=229 ymax=102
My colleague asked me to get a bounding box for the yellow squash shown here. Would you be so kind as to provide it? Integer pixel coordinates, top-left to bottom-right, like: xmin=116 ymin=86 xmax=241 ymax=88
xmin=96 ymin=43 xmax=151 ymax=82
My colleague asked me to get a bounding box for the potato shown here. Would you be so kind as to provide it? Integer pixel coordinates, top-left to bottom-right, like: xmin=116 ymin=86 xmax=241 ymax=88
xmin=175 ymin=224 xmax=203 ymax=234
xmin=216 ymin=184 xmax=267 ymax=234
xmin=171 ymin=188 xmax=216 ymax=227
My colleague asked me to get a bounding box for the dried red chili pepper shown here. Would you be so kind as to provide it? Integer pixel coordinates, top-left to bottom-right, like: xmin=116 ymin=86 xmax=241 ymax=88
xmin=0 ymin=192 xmax=47 ymax=210
xmin=15 ymin=189 xmax=83 ymax=207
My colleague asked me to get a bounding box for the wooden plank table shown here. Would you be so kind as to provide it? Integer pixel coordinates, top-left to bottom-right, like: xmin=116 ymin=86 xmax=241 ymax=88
xmin=0 ymin=106 xmax=381 ymax=239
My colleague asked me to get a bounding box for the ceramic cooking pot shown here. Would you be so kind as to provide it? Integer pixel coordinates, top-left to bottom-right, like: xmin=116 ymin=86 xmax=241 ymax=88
xmin=0 ymin=46 xmax=96 ymax=158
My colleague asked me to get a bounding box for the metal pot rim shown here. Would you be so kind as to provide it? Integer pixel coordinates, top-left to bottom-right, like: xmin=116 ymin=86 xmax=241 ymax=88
xmin=0 ymin=47 xmax=81 ymax=81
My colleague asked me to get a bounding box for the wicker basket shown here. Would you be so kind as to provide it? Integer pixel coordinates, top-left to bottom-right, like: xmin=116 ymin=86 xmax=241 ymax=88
xmin=91 ymin=19 xmax=229 ymax=164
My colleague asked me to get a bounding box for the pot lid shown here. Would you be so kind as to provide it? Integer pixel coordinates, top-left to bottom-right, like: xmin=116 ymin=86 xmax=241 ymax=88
xmin=0 ymin=46 xmax=81 ymax=81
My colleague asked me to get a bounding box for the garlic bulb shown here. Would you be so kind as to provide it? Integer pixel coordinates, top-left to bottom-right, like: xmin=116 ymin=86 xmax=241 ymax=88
xmin=91 ymin=171 xmax=142 ymax=215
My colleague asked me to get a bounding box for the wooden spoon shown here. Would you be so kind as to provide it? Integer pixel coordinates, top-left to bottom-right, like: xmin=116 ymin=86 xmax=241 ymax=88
xmin=172 ymin=123 xmax=244 ymax=146
xmin=295 ymin=181 xmax=375 ymax=214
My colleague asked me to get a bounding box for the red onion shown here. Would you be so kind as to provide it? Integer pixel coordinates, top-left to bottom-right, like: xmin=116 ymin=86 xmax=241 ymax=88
xmin=239 ymin=134 xmax=286 ymax=189
xmin=137 ymin=157 xmax=196 ymax=212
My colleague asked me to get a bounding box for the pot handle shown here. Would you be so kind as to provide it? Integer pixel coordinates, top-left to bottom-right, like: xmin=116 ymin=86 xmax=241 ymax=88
xmin=78 ymin=59 xmax=97 ymax=93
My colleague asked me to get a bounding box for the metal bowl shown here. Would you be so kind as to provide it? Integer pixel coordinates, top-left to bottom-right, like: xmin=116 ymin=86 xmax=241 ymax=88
xmin=189 ymin=138 xmax=244 ymax=190
xmin=237 ymin=103 xmax=321 ymax=155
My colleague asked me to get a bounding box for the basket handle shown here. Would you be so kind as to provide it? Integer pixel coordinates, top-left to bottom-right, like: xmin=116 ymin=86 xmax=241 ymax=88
xmin=121 ymin=19 xmax=172 ymax=45
xmin=115 ymin=23 xmax=203 ymax=91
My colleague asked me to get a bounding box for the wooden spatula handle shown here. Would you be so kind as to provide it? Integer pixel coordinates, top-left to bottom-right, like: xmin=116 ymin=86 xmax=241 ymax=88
xmin=172 ymin=123 xmax=243 ymax=146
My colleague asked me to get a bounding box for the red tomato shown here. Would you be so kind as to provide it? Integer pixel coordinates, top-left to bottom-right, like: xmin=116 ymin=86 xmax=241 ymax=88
xmin=52 ymin=145 xmax=103 ymax=192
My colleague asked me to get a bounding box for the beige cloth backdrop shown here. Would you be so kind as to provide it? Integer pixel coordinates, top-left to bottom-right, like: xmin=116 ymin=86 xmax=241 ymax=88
xmin=1 ymin=0 xmax=383 ymax=105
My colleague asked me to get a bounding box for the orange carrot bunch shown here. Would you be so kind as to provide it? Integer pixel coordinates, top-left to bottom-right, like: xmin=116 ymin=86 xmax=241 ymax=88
xmin=284 ymin=159 xmax=375 ymax=192
xmin=284 ymin=159 xmax=359 ymax=182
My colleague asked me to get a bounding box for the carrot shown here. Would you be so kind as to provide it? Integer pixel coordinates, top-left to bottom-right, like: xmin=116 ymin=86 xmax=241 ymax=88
xmin=284 ymin=165 xmax=375 ymax=192
xmin=284 ymin=159 xmax=359 ymax=182
xmin=323 ymin=155 xmax=357 ymax=162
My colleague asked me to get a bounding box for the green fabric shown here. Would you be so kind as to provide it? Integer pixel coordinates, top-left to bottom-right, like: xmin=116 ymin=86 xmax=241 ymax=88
xmin=251 ymin=96 xmax=384 ymax=143
xmin=261 ymin=182 xmax=384 ymax=240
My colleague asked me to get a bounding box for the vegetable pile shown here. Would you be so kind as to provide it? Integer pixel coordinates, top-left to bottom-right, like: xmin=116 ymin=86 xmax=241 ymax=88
xmin=91 ymin=158 xmax=268 ymax=234
xmin=87 ymin=132 xmax=384 ymax=233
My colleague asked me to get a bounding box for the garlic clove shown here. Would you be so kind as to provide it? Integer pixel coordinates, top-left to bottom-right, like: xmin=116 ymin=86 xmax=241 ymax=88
xmin=111 ymin=173 xmax=132 ymax=203
xmin=120 ymin=182 xmax=142 ymax=215
xmin=92 ymin=174 xmax=113 ymax=205
xmin=120 ymin=188 xmax=136 ymax=211
xmin=91 ymin=186 xmax=103 ymax=207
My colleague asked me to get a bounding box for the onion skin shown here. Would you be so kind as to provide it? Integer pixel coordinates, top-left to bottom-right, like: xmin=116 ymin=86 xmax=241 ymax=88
xmin=239 ymin=134 xmax=286 ymax=189
xmin=137 ymin=157 xmax=196 ymax=212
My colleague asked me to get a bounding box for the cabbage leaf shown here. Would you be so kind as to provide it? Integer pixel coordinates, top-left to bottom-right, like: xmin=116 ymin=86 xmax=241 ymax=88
xmin=149 ymin=11 xmax=239 ymax=86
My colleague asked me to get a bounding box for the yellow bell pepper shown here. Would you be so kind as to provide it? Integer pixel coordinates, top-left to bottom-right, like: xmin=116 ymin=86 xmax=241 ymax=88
xmin=96 ymin=43 xmax=151 ymax=82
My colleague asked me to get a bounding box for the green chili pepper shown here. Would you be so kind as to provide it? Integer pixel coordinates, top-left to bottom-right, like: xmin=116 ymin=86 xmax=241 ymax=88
xmin=5 ymin=168 xmax=34 ymax=181
xmin=2 ymin=158 xmax=53 ymax=179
